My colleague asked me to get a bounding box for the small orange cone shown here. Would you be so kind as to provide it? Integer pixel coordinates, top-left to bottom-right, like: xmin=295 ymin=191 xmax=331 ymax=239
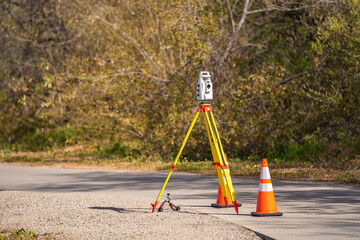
xmin=211 ymin=184 xmax=241 ymax=208
xmin=212 ymin=154 xmax=241 ymax=208
xmin=251 ymin=159 xmax=283 ymax=217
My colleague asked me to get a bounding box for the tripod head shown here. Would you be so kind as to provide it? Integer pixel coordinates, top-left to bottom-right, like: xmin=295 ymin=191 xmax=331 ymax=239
xmin=196 ymin=71 xmax=213 ymax=101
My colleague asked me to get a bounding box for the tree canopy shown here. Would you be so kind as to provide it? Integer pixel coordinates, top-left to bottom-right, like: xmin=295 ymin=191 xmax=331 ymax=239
xmin=0 ymin=0 xmax=359 ymax=162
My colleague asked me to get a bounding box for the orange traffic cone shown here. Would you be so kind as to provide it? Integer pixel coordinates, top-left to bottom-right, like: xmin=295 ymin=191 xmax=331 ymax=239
xmin=211 ymin=184 xmax=241 ymax=208
xmin=251 ymin=158 xmax=283 ymax=216
xmin=212 ymin=154 xmax=241 ymax=208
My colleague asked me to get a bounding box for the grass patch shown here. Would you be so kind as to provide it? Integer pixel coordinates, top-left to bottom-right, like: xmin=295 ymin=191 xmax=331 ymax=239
xmin=157 ymin=159 xmax=214 ymax=173
xmin=0 ymin=228 xmax=54 ymax=240
xmin=0 ymin=142 xmax=359 ymax=184
xmin=336 ymin=173 xmax=360 ymax=184
xmin=2 ymin=156 xmax=42 ymax=163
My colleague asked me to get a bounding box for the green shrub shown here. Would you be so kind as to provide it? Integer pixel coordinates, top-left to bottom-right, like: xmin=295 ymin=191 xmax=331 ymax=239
xmin=267 ymin=135 xmax=323 ymax=163
xmin=99 ymin=142 xmax=141 ymax=157
xmin=14 ymin=127 xmax=79 ymax=151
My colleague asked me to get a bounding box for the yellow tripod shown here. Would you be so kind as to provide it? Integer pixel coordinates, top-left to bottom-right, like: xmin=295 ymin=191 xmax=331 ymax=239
xmin=151 ymin=104 xmax=240 ymax=214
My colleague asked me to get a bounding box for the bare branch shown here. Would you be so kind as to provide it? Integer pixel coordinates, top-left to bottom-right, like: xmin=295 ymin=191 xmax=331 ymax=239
xmin=218 ymin=0 xmax=337 ymax=65
xmin=278 ymin=69 xmax=323 ymax=85
xmin=148 ymin=75 xmax=170 ymax=83
xmin=226 ymin=0 xmax=236 ymax=34
xmin=219 ymin=0 xmax=250 ymax=65
xmin=247 ymin=0 xmax=338 ymax=15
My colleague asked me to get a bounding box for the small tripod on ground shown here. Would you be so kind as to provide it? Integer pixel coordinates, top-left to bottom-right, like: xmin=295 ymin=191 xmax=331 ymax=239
xmin=158 ymin=193 xmax=180 ymax=212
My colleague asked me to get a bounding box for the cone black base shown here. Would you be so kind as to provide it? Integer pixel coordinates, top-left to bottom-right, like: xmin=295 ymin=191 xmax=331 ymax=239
xmin=211 ymin=202 xmax=242 ymax=208
xmin=251 ymin=211 xmax=283 ymax=217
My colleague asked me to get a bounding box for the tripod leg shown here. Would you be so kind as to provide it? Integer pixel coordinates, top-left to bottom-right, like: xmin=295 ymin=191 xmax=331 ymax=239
xmin=151 ymin=109 xmax=201 ymax=213
xmin=203 ymin=108 xmax=239 ymax=213
xmin=208 ymin=111 xmax=239 ymax=213
xmin=203 ymin=111 xmax=228 ymax=198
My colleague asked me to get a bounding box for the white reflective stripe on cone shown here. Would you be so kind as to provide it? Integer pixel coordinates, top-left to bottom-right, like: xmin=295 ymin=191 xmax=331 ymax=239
xmin=259 ymin=183 xmax=273 ymax=192
xmin=260 ymin=167 xmax=271 ymax=179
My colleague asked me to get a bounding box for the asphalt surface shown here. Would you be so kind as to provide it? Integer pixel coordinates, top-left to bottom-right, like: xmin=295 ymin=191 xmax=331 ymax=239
xmin=0 ymin=164 xmax=359 ymax=240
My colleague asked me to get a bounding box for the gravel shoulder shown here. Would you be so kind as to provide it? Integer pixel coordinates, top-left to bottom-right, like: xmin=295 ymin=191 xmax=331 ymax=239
xmin=0 ymin=191 xmax=261 ymax=240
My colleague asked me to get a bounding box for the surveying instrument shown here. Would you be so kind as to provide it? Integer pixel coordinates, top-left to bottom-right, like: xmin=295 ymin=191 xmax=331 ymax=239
xmin=151 ymin=71 xmax=240 ymax=214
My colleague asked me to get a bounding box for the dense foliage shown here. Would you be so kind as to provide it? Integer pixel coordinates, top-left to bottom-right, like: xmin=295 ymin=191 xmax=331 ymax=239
xmin=1 ymin=0 xmax=359 ymax=164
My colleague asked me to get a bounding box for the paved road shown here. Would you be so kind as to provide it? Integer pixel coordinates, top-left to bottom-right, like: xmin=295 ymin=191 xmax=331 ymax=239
xmin=0 ymin=164 xmax=359 ymax=240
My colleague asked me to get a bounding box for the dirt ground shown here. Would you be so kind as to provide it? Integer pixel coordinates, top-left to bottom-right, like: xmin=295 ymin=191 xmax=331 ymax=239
xmin=0 ymin=191 xmax=261 ymax=240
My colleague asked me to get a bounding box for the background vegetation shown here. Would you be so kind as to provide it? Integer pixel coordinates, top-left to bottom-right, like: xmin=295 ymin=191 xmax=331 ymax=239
xmin=0 ymin=0 xmax=359 ymax=182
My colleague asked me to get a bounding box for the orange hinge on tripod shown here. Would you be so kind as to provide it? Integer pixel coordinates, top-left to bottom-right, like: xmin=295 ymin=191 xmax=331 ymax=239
xmin=213 ymin=162 xmax=228 ymax=169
